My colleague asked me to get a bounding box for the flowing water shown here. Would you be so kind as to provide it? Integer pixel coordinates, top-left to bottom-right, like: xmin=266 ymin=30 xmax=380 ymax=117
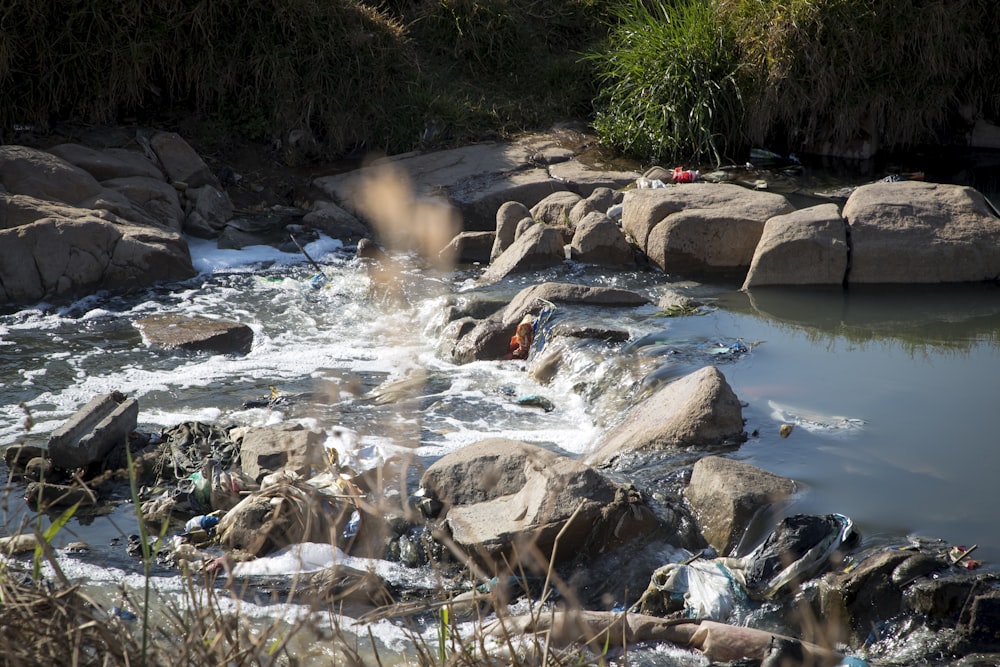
xmin=2 ymin=209 xmax=1000 ymax=661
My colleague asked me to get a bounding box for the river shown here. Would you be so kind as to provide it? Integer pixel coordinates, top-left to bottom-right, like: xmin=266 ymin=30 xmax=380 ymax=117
xmin=2 ymin=193 xmax=1000 ymax=663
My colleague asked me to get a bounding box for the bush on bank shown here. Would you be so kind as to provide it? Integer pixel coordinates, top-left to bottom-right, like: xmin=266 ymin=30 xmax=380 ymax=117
xmin=0 ymin=0 xmax=998 ymax=163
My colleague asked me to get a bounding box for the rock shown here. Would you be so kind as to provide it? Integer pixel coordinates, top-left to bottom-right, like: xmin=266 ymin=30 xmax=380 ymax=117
xmin=621 ymin=185 xmax=794 ymax=274
xmin=4 ymin=444 xmax=47 ymax=475
xmin=742 ymin=203 xmax=848 ymax=288
xmin=568 ymin=198 xmax=596 ymax=226
xmin=47 ymin=143 xmax=164 ymax=181
xmin=480 ymin=223 xmax=565 ymax=283
xmin=547 ymin=160 xmax=641 ymax=195
xmin=314 ymin=142 xmax=566 ymax=232
xmin=0 ymin=534 xmax=41 ymax=555
xmin=134 ymin=314 xmax=254 ymax=355
xmin=419 ymin=438 xmax=618 ymax=568
xmin=970 ymin=118 xmax=1000 ymax=150
xmin=503 ymin=282 xmax=650 ymax=320
xmin=569 ymin=211 xmax=636 ymax=267
xmin=0 ymin=145 xmax=103 ymax=205
xmin=301 ymin=201 xmax=370 ymax=242
xmin=588 ymin=366 xmax=745 ymax=465
xmin=817 ymin=549 xmax=915 ymax=645
xmin=586 ymin=186 xmax=617 ymax=215
xmin=148 ymin=131 xmax=220 ymax=189
xmin=512 ymin=215 xmax=536 ymax=241
xmin=440 ymin=230 xmax=495 ymax=264
xmin=491 ymin=201 xmax=530 ymax=261
xmin=0 ymin=193 xmax=195 ymax=306
xmin=25 ymin=481 xmax=97 ymax=507
xmin=451 ymin=317 xmax=511 ymax=364
xmin=657 ymin=287 xmax=703 ymax=313
xmin=683 ymin=457 xmax=797 ymax=556
xmin=102 ymin=176 xmax=185 ymax=232
xmin=530 ymin=190 xmax=582 ymax=226
xmin=450 ymin=282 xmax=649 ymax=363
xmin=47 ymin=392 xmax=138 ymax=470
xmin=842 ymin=181 xmax=1000 ymax=283
xmin=183 ymin=185 xmax=234 ymax=238
xmin=233 ymin=423 xmax=328 ymax=482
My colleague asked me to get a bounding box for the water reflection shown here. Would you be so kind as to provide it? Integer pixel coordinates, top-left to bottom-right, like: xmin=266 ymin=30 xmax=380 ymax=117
xmin=732 ymin=283 xmax=1000 ymax=350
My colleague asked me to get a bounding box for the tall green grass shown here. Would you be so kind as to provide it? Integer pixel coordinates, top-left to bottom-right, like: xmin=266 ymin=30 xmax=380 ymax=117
xmin=588 ymin=0 xmax=744 ymax=165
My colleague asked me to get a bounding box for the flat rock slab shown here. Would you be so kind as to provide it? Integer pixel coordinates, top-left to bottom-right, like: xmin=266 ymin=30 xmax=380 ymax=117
xmin=47 ymin=392 xmax=138 ymax=470
xmin=313 ymin=133 xmax=641 ymax=233
xmin=135 ymin=314 xmax=254 ymax=355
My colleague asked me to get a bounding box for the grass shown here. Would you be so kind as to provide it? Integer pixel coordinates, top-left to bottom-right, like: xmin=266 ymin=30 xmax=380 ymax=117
xmin=588 ymin=0 xmax=744 ymax=166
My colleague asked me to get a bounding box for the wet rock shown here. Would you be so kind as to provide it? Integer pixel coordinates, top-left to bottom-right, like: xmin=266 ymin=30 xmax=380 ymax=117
xmin=48 ymin=143 xmax=164 ymax=181
xmin=817 ymin=548 xmax=915 ymax=645
xmin=683 ymin=456 xmax=797 ymax=556
xmin=588 ymin=366 xmax=745 ymax=465
xmin=47 ymin=392 xmax=138 ymax=470
xmin=450 ymin=282 xmax=648 ymax=364
xmin=491 ymin=201 xmax=530 ymax=261
xmin=742 ymin=203 xmax=848 ymax=288
xmin=480 ymin=223 xmax=565 ymax=283
xmin=843 ymin=181 xmax=1000 ymax=284
xmin=569 ymin=211 xmax=636 ymax=267
xmin=420 ymin=438 xmax=618 ymax=569
xmin=4 ymin=444 xmax=47 ymax=477
xmin=440 ymin=230 xmax=495 ymax=264
xmin=298 ymin=564 xmax=394 ymax=606
xmin=23 ymin=456 xmax=53 ymax=482
xmin=621 ymin=185 xmax=794 ymax=274
xmin=301 ymin=200 xmax=370 ymax=243
xmin=134 ymin=314 xmax=254 ymax=355
xmin=232 ymin=423 xmax=328 ymax=483
xmin=657 ymin=287 xmax=704 ymax=313
xmin=25 ymin=481 xmax=97 ymax=508
xmin=530 ymin=190 xmax=582 ymax=226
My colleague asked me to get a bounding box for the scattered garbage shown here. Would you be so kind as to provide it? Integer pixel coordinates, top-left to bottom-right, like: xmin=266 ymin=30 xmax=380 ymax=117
xmin=635 ymin=514 xmax=856 ymax=620
xmin=504 ymin=314 xmax=534 ymax=360
xmin=109 ymin=605 xmax=137 ymax=622
xmin=671 ymin=167 xmax=700 ymax=183
xmin=780 ymin=423 xmax=794 ymax=438
xmin=342 ymin=509 xmax=361 ymax=540
xmin=768 ymin=401 xmax=866 ymax=435
xmin=742 ymin=513 xmax=854 ymax=599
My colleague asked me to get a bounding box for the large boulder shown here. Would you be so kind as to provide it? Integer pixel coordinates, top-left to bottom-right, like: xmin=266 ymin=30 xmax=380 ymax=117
xmin=420 ymin=438 xmax=619 ymax=569
xmin=480 ymin=223 xmax=565 ymax=283
xmin=0 ymin=145 xmax=103 ymax=205
xmin=683 ymin=456 xmax=797 ymax=555
xmin=588 ymin=366 xmax=745 ymax=465
xmin=842 ymin=181 xmax=1000 ymax=283
xmin=621 ymin=185 xmax=794 ymax=274
xmin=0 ymin=210 xmax=195 ymax=306
xmin=183 ymin=185 xmax=234 ymax=238
xmin=742 ymin=203 xmax=848 ymax=288
xmin=134 ymin=314 xmax=255 ymax=355
xmin=302 ymin=201 xmax=370 ymax=243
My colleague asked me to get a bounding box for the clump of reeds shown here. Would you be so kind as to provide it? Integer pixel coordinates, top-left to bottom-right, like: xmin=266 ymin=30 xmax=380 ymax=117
xmin=587 ymin=0 xmax=744 ymax=165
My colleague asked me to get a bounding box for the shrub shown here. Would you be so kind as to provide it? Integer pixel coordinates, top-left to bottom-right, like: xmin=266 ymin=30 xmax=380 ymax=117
xmin=587 ymin=0 xmax=744 ymax=165
xmin=717 ymin=0 xmax=997 ymax=153
xmin=0 ymin=0 xmax=420 ymax=156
